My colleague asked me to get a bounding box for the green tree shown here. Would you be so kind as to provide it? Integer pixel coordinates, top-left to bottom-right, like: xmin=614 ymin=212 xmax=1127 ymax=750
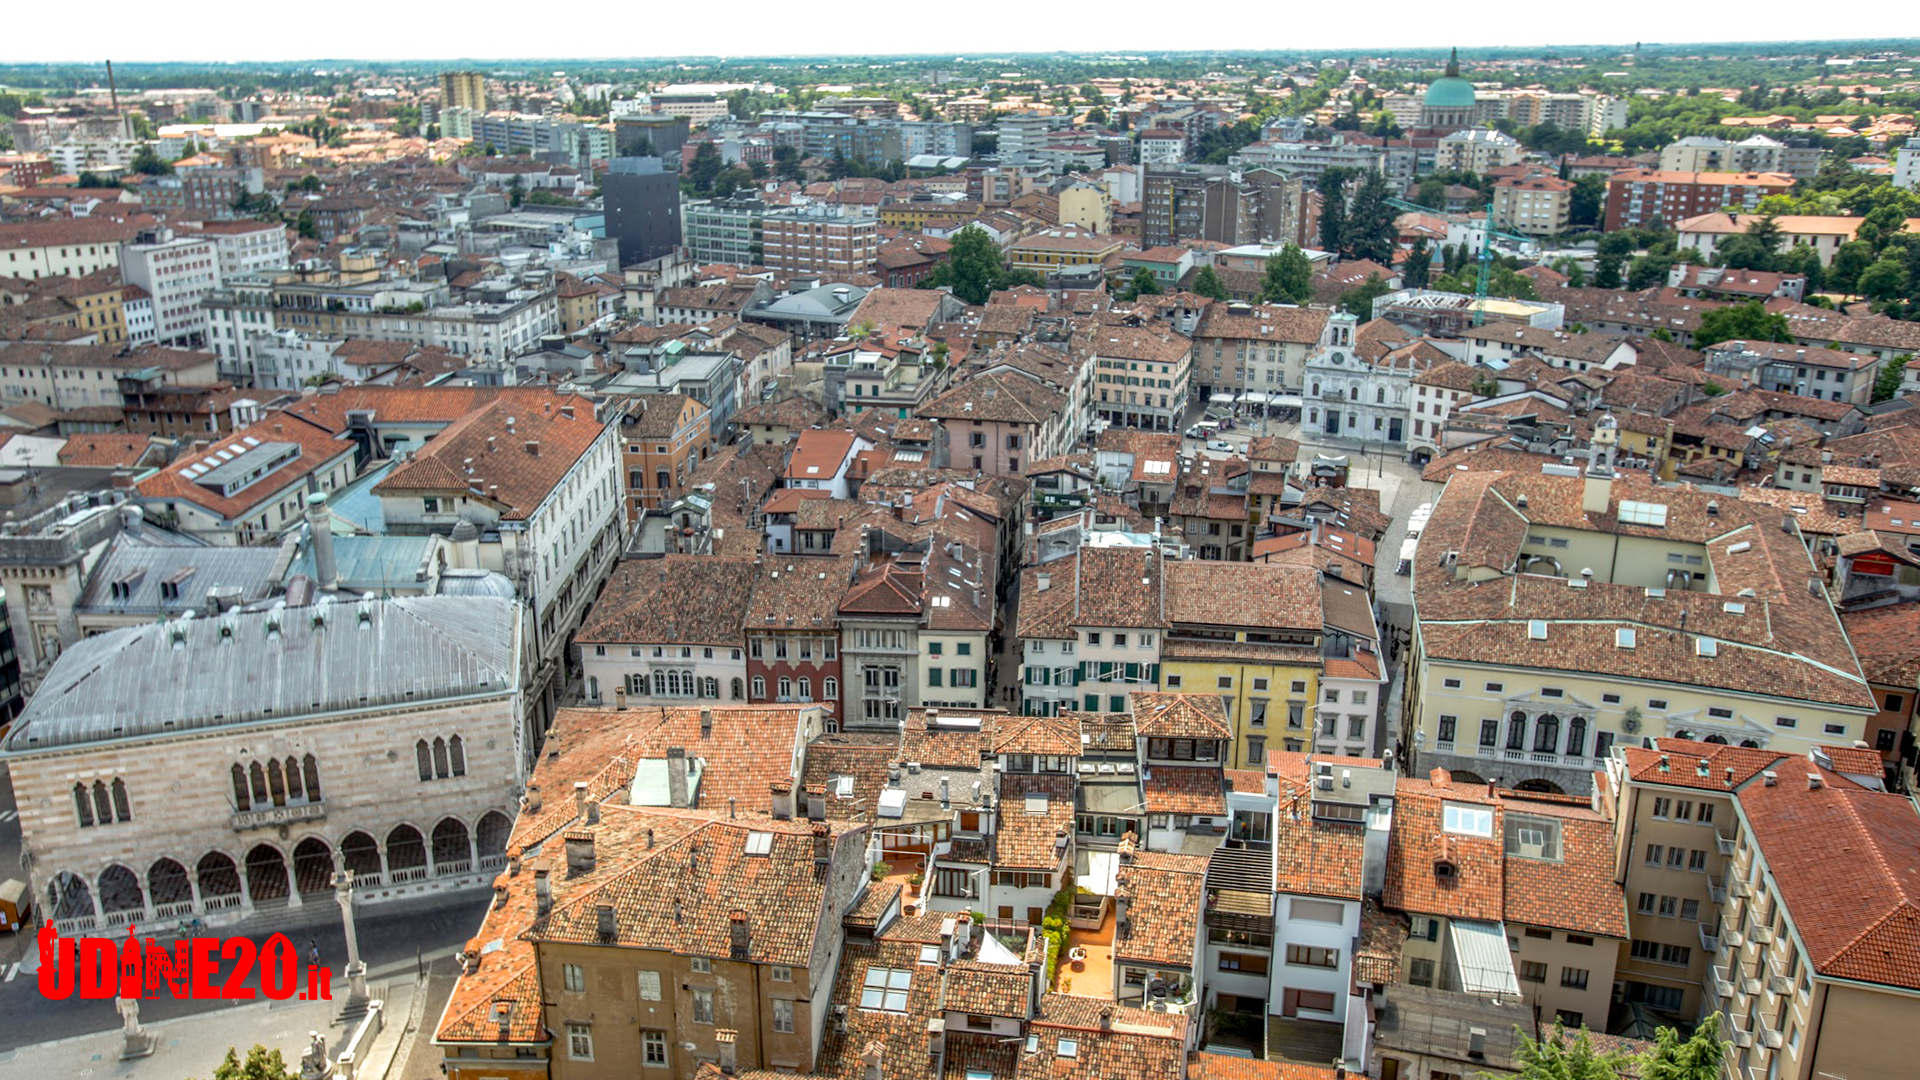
xmin=1568 ymin=173 xmax=1607 ymax=229
xmin=1829 ymin=240 xmax=1876 ymax=295
xmin=1403 ymin=237 xmax=1431 ymax=289
xmin=1413 ymin=175 xmax=1448 ymax=210
xmin=295 ymin=210 xmax=317 ymax=240
xmin=130 ymin=144 xmax=173 ymax=176
xmin=1695 ymin=301 xmax=1792 ymax=347
xmin=918 ymin=224 xmax=1007 ymax=305
xmin=188 ymin=1044 xmax=296 ymax=1080
xmin=1594 ymin=250 xmax=1624 ymax=290
xmin=1337 ymin=273 xmax=1392 ymax=319
xmin=1343 ymin=171 xmax=1398 ymax=264
xmin=687 ymin=142 xmax=724 ymax=194
xmin=1640 ymin=1013 xmax=1729 ymax=1080
xmin=1123 ymin=266 xmax=1164 ymax=300
xmin=1858 ymin=258 xmax=1911 ymax=305
xmin=1317 ymin=169 xmax=1349 ymax=255
xmin=1628 ymin=252 xmax=1674 ymax=291
xmin=1190 ymin=265 xmax=1228 ymax=301
xmin=1872 ymin=355 xmax=1911 ymax=403
xmin=1260 ymin=244 xmax=1314 ymax=305
xmin=1086 ymin=107 xmax=1108 ymax=127
xmin=1511 ymin=1023 xmax=1633 ymax=1080
xmin=506 ymin=173 xmax=525 ymax=208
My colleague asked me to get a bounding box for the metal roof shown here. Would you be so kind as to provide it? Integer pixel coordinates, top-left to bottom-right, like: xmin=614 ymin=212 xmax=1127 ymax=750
xmin=4 ymin=595 xmax=519 ymax=754
xmin=76 ymin=536 xmax=283 ymax=616
xmin=1447 ymin=918 xmax=1521 ymax=997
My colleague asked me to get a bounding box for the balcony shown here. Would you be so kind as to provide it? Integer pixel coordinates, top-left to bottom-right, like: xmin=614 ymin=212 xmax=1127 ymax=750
xmin=1705 ymin=965 xmax=1734 ymax=1001
xmin=1708 ymin=877 xmax=1727 ymax=904
xmin=1698 ymin=925 xmax=1720 ymax=955
xmin=1741 ymin=971 xmax=1763 ymax=998
xmin=1716 ymin=832 xmax=1737 ymax=856
xmin=1730 ymin=878 xmax=1751 ymax=899
xmin=1766 ymin=961 xmax=1791 ymax=996
xmin=1723 ymin=928 xmax=1745 ymax=949
xmin=232 ymin=798 xmax=327 ymax=832
xmin=1724 ymin=1015 xmax=1754 ymax=1049
xmin=1750 ymin=925 xmax=1774 ymax=945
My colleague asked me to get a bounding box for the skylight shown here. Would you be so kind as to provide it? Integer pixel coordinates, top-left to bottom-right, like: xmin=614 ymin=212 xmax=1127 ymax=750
xmin=744 ymin=832 xmax=773 ymax=856
xmin=1618 ymin=501 xmax=1669 ymax=527
xmin=1616 ymin=628 xmax=1636 ymax=649
xmin=860 ymin=967 xmax=911 ymax=1011
xmin=1024 ymin=794 xmax=1049 ymax=815
xmin=1443 ymin=803 xmax=1494 ymax=837
xmin=1528 ymin=620 xmax=1548 ymax=640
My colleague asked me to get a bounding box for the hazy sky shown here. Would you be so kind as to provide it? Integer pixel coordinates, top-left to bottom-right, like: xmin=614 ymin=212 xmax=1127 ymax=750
xmin=0 ymin=2 xmax=1902 ymax=65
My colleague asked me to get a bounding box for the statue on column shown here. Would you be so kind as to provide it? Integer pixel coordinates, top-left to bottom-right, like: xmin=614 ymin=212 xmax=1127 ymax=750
xmin=300 ymin=1031 xmax=330 ymax=1080
xmin=117 ymin=994 xmax=155 ymax=1059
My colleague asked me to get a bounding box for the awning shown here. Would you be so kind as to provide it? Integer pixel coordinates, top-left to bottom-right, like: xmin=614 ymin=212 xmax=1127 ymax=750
xmin=1270 ymin=394 xmax=1304 ymax=408
xmin=1449 ymin=919 xmax=1521 ymax=996
xmin=1243 ymin=392 xmax=1270 ymax=404
xmin=1209 ymin=393 xmax=1236 ymax=404
xmin=1079 ymin=849 xmax=1122 ymax=896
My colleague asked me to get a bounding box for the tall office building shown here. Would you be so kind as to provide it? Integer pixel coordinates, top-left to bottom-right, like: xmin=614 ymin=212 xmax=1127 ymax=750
xmin=603 ymin=157 xmax=683 ymax=268
xmin=439 ymin=71 xmax=487 ymax=112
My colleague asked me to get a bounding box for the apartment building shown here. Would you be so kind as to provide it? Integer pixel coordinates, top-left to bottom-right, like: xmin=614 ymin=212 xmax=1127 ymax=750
xmin=575 ymin=556 xmax=755 ymax=707
xmin=1190 ymin=301 xmax=1330 ymax=399
xmin=683 ymin=194 xmax=766 ymax=266
xmin=610 ymin=391 xmax=711 ymax=518
xmin=917 ymin=368 xmax=1072 ymax=477
xmin=1658 ymin=135 xmax=1822 ymax=179
xmin=1603 ymin=169 xmax=1796 ymax=231
xmin=1402 ymin=451 xmax=1877 ymax=797
xmin=1701 ymin=339 xmax=1881 ymax=406
xmin=1434 ymin=129 xmax=1522 ymax=174
xmin=761 ymin=205 xmax=879 ymax=276
xmin=0 ymin=267 xmax=129 ymax=344
xmin=1492 ymin=170 xmax=1574 ymax=237
xmin=1016 ymin=547 xmax=1167 ymax=718
xmin=439 ymin=71 xmax=486 ymax=112
xmin=1085 ymin=320 xmax=1192 ymax=433
xmin=1385 ymin=773 xmax=1628 ymax=1034
xmin=1005 ymin=230 xmax=1124 ymax=276
xmin=186 ymin=219 xmax=291 ymax=279
xmin=118 ymin=227 xmax=220 ymax=348
xmin=0 ymin=217 xmax=141 ymax=281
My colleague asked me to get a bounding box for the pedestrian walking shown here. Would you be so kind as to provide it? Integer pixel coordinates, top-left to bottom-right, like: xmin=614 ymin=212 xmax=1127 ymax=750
xmin=307 ymin=937 xmax=320 ymax=966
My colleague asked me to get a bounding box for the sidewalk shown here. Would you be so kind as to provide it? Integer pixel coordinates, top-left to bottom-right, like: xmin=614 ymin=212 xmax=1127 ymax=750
xmin=0 ymin=969 xmax=419 ymax=1080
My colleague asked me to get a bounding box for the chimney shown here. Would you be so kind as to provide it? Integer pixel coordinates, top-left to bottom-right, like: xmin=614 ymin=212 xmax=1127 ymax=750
xmin=667 ymin=747 xmax=690 ymax=808
xmin=595 ymin=903 xmax=616 ymax=940
xmin=306 ymin=492 xmax=338 ymax=591
xmin=701 ymin=707 xmax=714 ymax=737
xmin=614 ymin=685 xmax=628 ymax=710
xmin=533 ymin=865 xmax=551 ymax=915
xmin=1468 ymin=1027 xmax=1488 ymax=1059
xmin=1763 ymin=769 xmax=1778 ymax=786
xmin=807 ymin=784 xmax=827 ymax=820
xmin=524 ymin=439 xmax=540 ymax=456
xmin=812 ymin=821 xmax=832 ymax=868
xmin=1099 ymin=1007 xmax=1113 ymax=1030
xmin=716 ymin=1030 xmax=738 ymax=1076
xmin=573 ymin=779 xmax=590 ymax=820
xmin=939 ymin=777 xmax=950 ymax=808
xmin=771 ymin=779 xmax=796 ymax=820
xmin=861 ymin=1040 xmax=885 ymax=1080
xmin=729 ymin=910 xmax=750 ymax=959
xmin=526 ymin=784 xmax=542 ymax=812
xmin=939 ymin=919 xmax=954 ymax=968
xmin=565 ymin=831 xmax=596 ymax=874
xmin=461 ymin=939 xmax=481 ymax=975
xmin=1807 ymin=773 xmax=1823 ymax=790
xmin=492 ymin=876 xmax=509 ymax=909
xmin=1036 ymin=571 xmax=1050 ymax=592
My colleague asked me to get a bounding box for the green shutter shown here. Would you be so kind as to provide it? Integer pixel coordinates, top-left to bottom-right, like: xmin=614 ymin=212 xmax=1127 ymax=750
xmin=1124 ymin=662 xmax=1140 ymax=681
xmin=1148 ymin=663 xmax=1160 ymax=684
xmin=1084 ymin=695 xmax=1099 ymax=711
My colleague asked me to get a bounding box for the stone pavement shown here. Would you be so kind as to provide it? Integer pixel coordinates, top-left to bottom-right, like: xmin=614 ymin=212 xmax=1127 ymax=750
xmin=0 ymin=969 xmax=418 ymax=1080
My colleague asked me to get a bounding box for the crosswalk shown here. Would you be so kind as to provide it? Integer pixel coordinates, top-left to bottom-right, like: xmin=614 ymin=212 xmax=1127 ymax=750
xmin=0 ymin=809 xmax=17 ymax=823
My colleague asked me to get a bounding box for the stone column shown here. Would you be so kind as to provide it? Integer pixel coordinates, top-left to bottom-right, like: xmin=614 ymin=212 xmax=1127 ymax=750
xmin=332 ymin=868 xmax=368 ymax=1006
xmin=117 ymin=995 xmax=155 ymax=1059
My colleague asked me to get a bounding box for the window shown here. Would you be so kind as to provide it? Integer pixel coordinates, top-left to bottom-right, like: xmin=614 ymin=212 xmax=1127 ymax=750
xmin=1286 ymin=944 xmax=1338 ymax=969
xmin=563 ymin=964 xmax=585 ymax=992
xmin=1648 ymin=699 xmax=1667 ymax=710
xmin=1652 ymin=797 xmax=1671 ymax=819
xmin=642 ymin=1030 xmax=669 ymax=1067
xmin=1408 ymin=957 xmax=1435 ymax=987
xmin=692 ymin=988 xmax=714 ymax=1024
xmin=773 ymin=998 xmax=795 ymax=1034
xmin=771 ymin=965 xmax=792 ymax=982
xmin=1290 ymin=898 xmax=1345 ymax=923
xmin=1687 ymin=849 xmax=1708 ymax=872
xmin=1443 ymin=803 xmax=1493 ymax=837
xmin=1659 ymin=896 xmax=1677 ymax=917
xmin=824 ymin=677 xmax=838 ymax=700
xmin=1637 ymin=892 xmax=1656 ymax=914
xmin=1485 ymin=682 xmax=1503 ymax=693
xmin=638 ymin=970 xmax=662 ymax=1000
xmin=1519 ymin=960 xmax=1548 ymax=983
xmin=1680 ymin=899 xmax=1700 ymax=921
xmin=861 ymin=967 xmax=911 ymax=1012
xmin=690 ymin=956 xmax=712 ymax=974
xmin=1443 ymin=678 xmax=1462 ymax=689
xmin=567 ymin=1023 xmax=593 ymax=1061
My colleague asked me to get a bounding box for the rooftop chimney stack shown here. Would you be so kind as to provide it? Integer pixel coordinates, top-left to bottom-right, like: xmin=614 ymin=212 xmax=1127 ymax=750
xmin=595 ymin=903 xmax=616 ymax=940
xmin=533 ymin=865 xmax=551 ymax=915
xmin=716 ymin=1030 xmax=738 ymax=1076
xmin=306 ymin=492 xmax=338 ymax=591
xmin=770 ymin=780 xmax=796 ymax=820
xmin=729 ymin=910 xmax=750 ymax=959
xmin=667 ymin=747 xmax=690 ymax=808
xmin=565 ymin=831 xmax=596 ymax=874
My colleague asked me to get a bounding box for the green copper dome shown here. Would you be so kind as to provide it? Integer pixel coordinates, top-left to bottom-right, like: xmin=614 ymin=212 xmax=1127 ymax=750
xmin=1424 ymin=77 xmax=1475 ymax=109
xmin=1424 ymin=48 xmax=1474 ymax=109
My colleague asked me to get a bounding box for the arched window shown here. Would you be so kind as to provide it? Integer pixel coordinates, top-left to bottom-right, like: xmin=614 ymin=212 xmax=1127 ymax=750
xmin=778 ymin=676 xmax=792 ymax=700
xmin=304 ymin=755 xmax=321 ymax=799
xmin=251 ymin=762 xmax=268 ymax=805
xmin=1533 ymin=714 xmax=1560 ymax=754
xmin=267 ymin=759 xmax=287 ymax=806
xmin=1506 ymin=712 xmax=1527 ymax=751
xmin=93 ymin=781 xmax=113 ymax=824
xmin=416 ymin=740 xmax=433 ymax=782
xmin=824 ymin=677 xmax=838 ymax=700
xmin=232 ymin=764 xmax=251 ymax=811
xmin=626 ymin=672 xmax=646 ymax=695
xmin=653 ymin=670 xmax=668 ymax=696
xmin=111 ymin=778 xmax=131 ymax=822
xmin=704 ymin=677 xmax=719 ymax=699
xmin=449 ymin=736 xmax=466 ymax=777
xmin=1310 ymin=381 xmax=1320 ymax=397
xmin=432 ymin=737 xmax=450 ymax=779
xmin=74 ymin=783 xmax=94 ymax=827
xmin=284 ymin=757 xmax=304 ymax=802
xmin=1566 ymin=717 xmax=1587 ymax=758
xmin=751 ymin=676 xmax=766 ymax=698
xmin=731 ymin=677 xmax=744 ymax=700
xmin=798 ymin=677 xmax=812 ymax=701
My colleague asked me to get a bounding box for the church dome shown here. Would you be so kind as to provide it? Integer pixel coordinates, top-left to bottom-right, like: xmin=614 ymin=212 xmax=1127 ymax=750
xmin=1424 ymin=77 xmax=1476 ymax=110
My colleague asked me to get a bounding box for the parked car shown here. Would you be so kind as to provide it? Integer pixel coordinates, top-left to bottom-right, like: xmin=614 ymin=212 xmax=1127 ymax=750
xmin=1206 ymin=439 xmax=1234 ymax=453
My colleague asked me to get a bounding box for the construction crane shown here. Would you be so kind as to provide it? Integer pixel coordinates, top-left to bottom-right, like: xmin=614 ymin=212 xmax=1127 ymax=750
xmin=1473 ymin=201 xmax=1496 ymax=326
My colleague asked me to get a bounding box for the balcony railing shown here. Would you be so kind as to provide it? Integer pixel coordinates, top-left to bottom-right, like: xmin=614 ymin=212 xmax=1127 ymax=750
xmin=1698 ymin=925 xmax=1720 ymax=955
xmin=1708 ymin=877 xmax=1727 ymax=904
xmin=1757 ymin=1017 xmax=1784 ymax=1050
xmin=1705 ymin=965 xmax=1734 ymax=1001
xmin=1716 ymin=832 xmax=1737 ymax=856
xmin=1724 ymin=1015 xmax=1754 ymax=1049
xmin=1723 ymin=928 xmax=1745 ymax=949
xmin=1750 ymin=925 xmax=1774 ymax=945
xmin=1730 ymin=878 xmax=1751 ymax=899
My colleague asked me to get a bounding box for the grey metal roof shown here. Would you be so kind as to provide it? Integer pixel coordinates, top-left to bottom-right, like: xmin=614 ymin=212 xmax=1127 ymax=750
xmin=285 ymin=533 xmax=439 ymax=593
xmin=434 ymin=569 xmax=518 ymax=599
xmin=76 ymin=536 xmax=285 ymax=616
xmin=5 ymin=595 xmax=520 ymax=754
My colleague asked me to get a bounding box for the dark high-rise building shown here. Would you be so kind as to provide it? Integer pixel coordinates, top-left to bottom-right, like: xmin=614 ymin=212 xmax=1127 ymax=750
xmin=614 ymin=114 xmax=691 ymax=159
xmin=603 ymin=157 xmax=683 ymax=268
